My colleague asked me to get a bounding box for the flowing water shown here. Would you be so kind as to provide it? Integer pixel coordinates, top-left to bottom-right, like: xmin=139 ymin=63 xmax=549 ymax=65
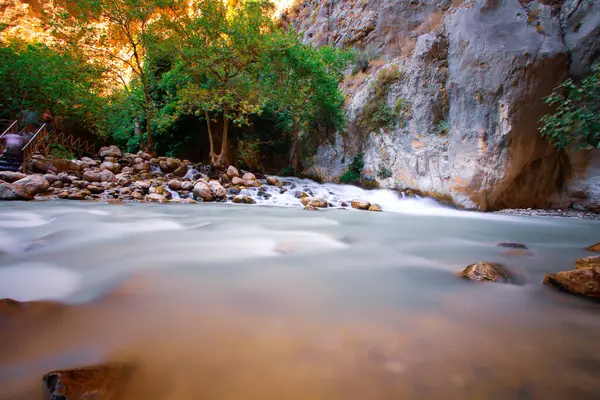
xmin=0 ymin=196 xmax=600 ymax=399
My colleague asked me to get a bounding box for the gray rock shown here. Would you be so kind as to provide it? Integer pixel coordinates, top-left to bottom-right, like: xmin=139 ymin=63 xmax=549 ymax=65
xmin=99 ymin=170 xmax=117 ymax=183
xmin=0 ymin=171 xmax=27 ymax=183
xmin=193 ymin=181 xmax=214 ymax=201
xmin=99 ymin=145 xmax=122 ymax=159
xmin=209 ymin=180 xmax=226 ymax=198
xmin=13 ymin=174 xmax=50 ymax=195
xmin=0 ymin=181 xmax=33 ymax=200
xmin=83 ymin=170 xmax=102 ymax=183
xmin=180 ymin=181 xmax=194 ymax=191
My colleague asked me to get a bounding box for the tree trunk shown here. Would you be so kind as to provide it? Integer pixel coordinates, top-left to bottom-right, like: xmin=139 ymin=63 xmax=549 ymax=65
xmin=293 ymin=118 xmax=301 ymax=174
xmin=142 ymin=84 xmax=153 ymax=151
xmin=134 ymin=118 xmax=142 ymax=151
xmin=216 ymin=113 xmax=229 ymax=168
xmin=205 ymin=111 xmax=217 ymax=163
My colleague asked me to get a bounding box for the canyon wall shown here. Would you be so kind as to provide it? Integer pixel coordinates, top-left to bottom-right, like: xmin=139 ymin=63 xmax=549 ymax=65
xmin=288 ymin=0 xmax=600 ymax=210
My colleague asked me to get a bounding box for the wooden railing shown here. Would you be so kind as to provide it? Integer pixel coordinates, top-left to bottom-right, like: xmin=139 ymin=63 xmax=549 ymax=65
xmin=45 ymin=131 xmax=96 ymax=158
xmin=0 ymin=120 xmax=18 ymax=154
xmin=21 ymin=124 xmax=49 ymax=173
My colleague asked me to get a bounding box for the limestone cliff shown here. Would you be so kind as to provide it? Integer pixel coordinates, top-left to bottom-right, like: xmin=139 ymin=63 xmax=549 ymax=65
xmin=286 ymin=0 xmax=600 ymax=210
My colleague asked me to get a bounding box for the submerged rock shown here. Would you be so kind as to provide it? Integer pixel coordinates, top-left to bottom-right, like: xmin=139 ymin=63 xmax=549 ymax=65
xmin=458 ymin=262 xmax=509 ymax=283
xmin=575 ymin=256 xmax=600 ymax=270
xmin=43 ymin=362 xmax=137 ymax=400
xmin=497 ymin=242 xmax=528 ymax=249
xmin=543 ymin=267 xmax=600 ymax=299
xmin=586 ymin=243 xmax=600 ymax=252
xmin=351 ymin=199 xmax=371 ymax=210
xmin=232 ymin=194 xmax=256 ymax=204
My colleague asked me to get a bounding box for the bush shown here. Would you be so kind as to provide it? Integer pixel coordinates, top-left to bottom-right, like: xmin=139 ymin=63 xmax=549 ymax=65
xmin=377 ymin=167 xmax=392 ymax=179
xmin=49 ymin=144 xmax=75 ymax=160
xmin=437 ymin=119 xmax=449 ymax=135
xmin=539 ymin=67 xmax=600 ymax=150
xmin=340 ymin=153 xmax=364 ymax=184
xmin=359 ymin=66 xmax=403 ymax=132
xmin=280 ymin=166 xmax=295 ymax=176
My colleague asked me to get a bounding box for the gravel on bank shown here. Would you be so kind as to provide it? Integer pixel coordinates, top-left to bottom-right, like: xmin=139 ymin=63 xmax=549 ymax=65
xmin=494 ymin=209 xmax=600 ymax=221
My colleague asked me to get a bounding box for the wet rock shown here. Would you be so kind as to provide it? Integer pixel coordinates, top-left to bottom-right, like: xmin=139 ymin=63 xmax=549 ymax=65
xmin=87 ymin=185 xmax=104 ymax=195
xmin=52 ymin=181 xmax=64 ymax=189
xmin=83 ymin=170 xmax=102 ymax=183
xmin=57 ymin=173 xmax=72 ymax=184
xmin=121 ymin=166 xmax=133 ymax=175
xmin=232 ymin=194 xmax=256 ymax=204
xmin=100 ymin=161 xmax=120 ymax=173
xmin=132 ymin=190 xmax=144 ymax=200
xmin=99 ymin=170 xmax=117 ymax=183
xmin=295 ymin=191 xmax=309 ymax=199
xmin=497 ymin=242 xmax=528 ymax=249
xmin=104 ymin=156 xmax=118 ymax=164
xmin=302 ymin=197 xmax=328 ymax=208
xmin=231 ymin=177 xmax=244 ymax=186
xmin=245 ymin=179 xmax=260 ymax=187
xmin=43 ymin=362 xmax=137 ymax=400
xmin=575 ymin=256 xmax=600 ymax=270
xmin=173 ymin=164 xmax=188 ymax=178
xmin=1 ymin=298 xmax=62 ymax=319
xmin=458 ymin=262 xmax=509 ymax=283
xmin=543 ymin=267 xmax=600 ymax=298
xmin=242 ymin=172 xmax=256 ymax=181
xmin=32 ymin=159 xmax=50 ymax=173
xmin=80 ymin=157 xmax=97 ymax=167
xmin=133 ymin=162 xmax=150 ymax=173
xmin=131 ymin=181 xmax=150 ymax=193
xmin=227 ymin=165 xmax=240 ymax=178
xmin=586 ymin=243 xmax=600 ymax=252
xmin=304 ymin=204 xmax=319 ymax=211
xmin=13 ymin=174 xmax=49 ymax=195
xmin=209 ymin=180 xmax=226 ymax=198
xmin=227 ymin=187 xmax=241 ymax=196
xmin=0 ymin=171 xmax=27 ymax=182
xmin=180 ymin=181 xmax=194 ymax=191
xmin=168 ymin=180 xmax=182 ymax=191
xmin=66 ymin=189 xmax=91 ymax=200
xmin=99 ymin=145 xmax=122 ymax=158
xmin=369 ymin=204 xmax=383 ymax=212
xmin=72 ymin=180 xmax=88 ymax=189
xmin=266 ymin=176 xmax=282 ymax=186
xmin=145 ymin=193 xmax=168 ymax=203
xmin=116 ymin=174 xmax=133 ymax=187
xmin=193 ymin=181 xmax=214 ymax=202
xmin=149 ymin=186 xmax=171 ymax=199
xmin=351 ymin=199 xmax=371 ymax=210
xmin=0 ymin=181 xmax=33 ymax=200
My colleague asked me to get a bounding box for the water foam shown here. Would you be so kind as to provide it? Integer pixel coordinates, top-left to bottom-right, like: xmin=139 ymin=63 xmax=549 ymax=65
xmin=0 ymin=263 xmax=81 ymax=301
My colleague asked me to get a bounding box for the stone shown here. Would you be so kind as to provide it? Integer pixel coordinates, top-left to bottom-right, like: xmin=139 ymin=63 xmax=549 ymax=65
xmin=231 ymin=177 xmax=244 ymax=186
xmin=0 ymin=181 xmax=33 ymax=200
xmin=116 ymin=174 xmax=133 ymax=187
xmin=0 ymin=171 xmax=26 ymax=182
xmin=13 ymin=174 xmax=49 ymax=195
xmin=242 ymin=172 xmax=256 ymax=181
xmin=245 ymin=179 xmax=260 ymax=187
xmin=81 ymin=157 xmax=97 ymax=167
xmin=180 ymin=181 xmax=194 ymax=191
xmin=173 ymin=164 xmax=188 ymax=178
xmin=68 ymin=190 xmax=91 ymax=200
xmin=83 ymin=170 xmax=102 ymax=183
xmin=304 ymin=204 xmax=319 ymax=211
xmin=193 ymin=181 xmax=214 ymax=202
xmin=543 ymin=267 xmax=600 ymax=298
xmin=145 ymin=193 xmax=168 ymax=203
xmin=133 ymin=162 xmax=150 ymax=173
xmin=295 ymin=191 xmax=309 ymax=199
xmin=351 ymin=199 xmax=371 ymax=210
xmin=369 ymin=204 xmax=383 ymax=212
xmin=0 ymin=298 xmax=62 ymax=319
xmin=497 ymin=242 xmax=528 ymax=249
xmin=168 ymin=180 xmax=182 ymax=191
xmin=227 ymin=165 xmax=240 ymax=179
xmin=99 ymin=170 xmax=117 ymax=183
xmin=99 ymin=145 xmax=122 ymax=158
xmin=159 ymin=160 xmax=171 ymax=173
xmin=100 ymin=161 xmax=120 ymax=173
xmin=32 ymin=159 xmax=50 ymax=173
xmin=87 ymin=185 xmax=104 ymax=194
xmin=72 ymin=180 xmax=87 ymax=189
xmin=302 ymin=197 xmax=328 ymax=208
xmin=104 ymin=156 xmax=118 ymax=163
xmin=149 ymin=185 xmax=171 ymax=199
xmin=209 ymin=180 xmax=226 ymax=198
xmin=131 ymin=181 xmax=151 ymax=193
xmin=166 ymin=158 xmax=181 ymax=171
xmin=52 ymin=181 xmax=64 ymax=189
xmin=132 ymin=190 xmax=144 ymax=200
xmin=266 ymin=176 xmax=282 ymax=186
xmin=458 ymin=262 xmax=509 ymax=283
xmin=575 ymin=256 xmax=600 ymax=270
xmin=43 ymin=362 xmax=137 ymax=400
xmin=57 ymin=172 xmax=72 ymax=184
xmin=232 ymin=194 xmax=256 ymax=204
xmin=586 ymin=243 xmax=600 ymax=252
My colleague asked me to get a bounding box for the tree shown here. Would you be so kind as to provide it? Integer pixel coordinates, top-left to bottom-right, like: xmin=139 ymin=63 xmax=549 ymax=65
xmin=52 ymin=0 xmax=164 ymax=150
xmin=0 ymin=39 xmax=105 ymax=130
xmin=540 ymin=66 xmax=600 ymax=150
xmin=264 ymin=32 xmax=350 ymax=172
xmin=161 ymin=0 xmax=277 ymax=167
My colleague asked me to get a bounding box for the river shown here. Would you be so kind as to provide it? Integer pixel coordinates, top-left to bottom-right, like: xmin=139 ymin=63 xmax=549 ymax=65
xmin=0 ymin=197 xmax=599 ymax=399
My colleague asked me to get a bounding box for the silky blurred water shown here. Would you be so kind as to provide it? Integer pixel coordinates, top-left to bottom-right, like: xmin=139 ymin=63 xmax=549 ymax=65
xmin=0 ymin=201 xmax=599 ymax=399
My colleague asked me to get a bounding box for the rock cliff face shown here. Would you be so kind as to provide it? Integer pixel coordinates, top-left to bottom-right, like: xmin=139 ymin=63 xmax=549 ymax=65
xmin=288 ymin=0 xmax=600 ymax=210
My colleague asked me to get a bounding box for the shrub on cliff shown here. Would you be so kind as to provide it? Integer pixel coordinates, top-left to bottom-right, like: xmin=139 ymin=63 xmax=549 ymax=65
xmin=540 ymin=67 xmax=600 ymax=150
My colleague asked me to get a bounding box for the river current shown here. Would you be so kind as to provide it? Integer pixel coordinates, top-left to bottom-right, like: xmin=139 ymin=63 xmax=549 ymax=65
xmin=0 ymin=192 xmax=599 ymax=399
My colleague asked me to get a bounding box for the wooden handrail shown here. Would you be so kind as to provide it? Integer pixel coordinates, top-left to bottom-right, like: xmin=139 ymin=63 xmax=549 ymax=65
xmin=0 ymin=120 xmax=18 ymax=139
xmin=21 ymin=124 xmax=49 ymax=173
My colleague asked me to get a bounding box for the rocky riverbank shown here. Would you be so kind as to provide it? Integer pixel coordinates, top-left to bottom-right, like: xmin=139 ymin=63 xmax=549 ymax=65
xmin=0 ymin=145 xmax=386 ymax=212
xmin=494 ymin=209 xmax=600 ymax=221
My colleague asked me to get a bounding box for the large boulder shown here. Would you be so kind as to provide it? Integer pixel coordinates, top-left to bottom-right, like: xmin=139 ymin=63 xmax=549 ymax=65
xmin=587 ymin=243 xmax=600 ymax=252
xmin=0 ymin=171 xmax=26 ymax=183
xmin=208 ymin=180 xmax=226 ymax=199
xmin=99 ymin=145 xmax=122 ymax=159
xmin=193 ymin=181 xmax=214 ymax=202
xmin=0 ymin=181 xmax=33 ymax=200
xmin=575 ymin=256 xmax=600 ymax=270
xmin=83 ymin=170 xmax=102 ymax=183
xmin=31 ymin=159 xmax=50 ymax=173
xmin=458 ymin=262 xmax=509 ymax=283
xmin=99 ymin=170 xmax=117 ymax=183
xmin=544 ymin=267 xmax=600 ymax=298
xmin=13 ymin=174 xmax=49 ymax=195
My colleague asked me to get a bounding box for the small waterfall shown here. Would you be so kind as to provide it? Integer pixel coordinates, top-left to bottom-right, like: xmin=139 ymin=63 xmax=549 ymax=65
xmin=183 ymin=168 xmax=199 ymax=180
xmin=165 ymin=186 xmax=180 ymax=199
xmin=150 ymin=164 xmax=161 ymax=173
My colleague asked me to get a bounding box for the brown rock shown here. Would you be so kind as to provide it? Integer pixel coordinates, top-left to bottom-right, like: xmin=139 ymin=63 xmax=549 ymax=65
xmin=99 ymin=170 xmax=117 ymax=183
xmin=99 ymin=145 xmax=122 ymax=158
xmin=231 ymin=176 xmax=244 ymax=186
xmin=173 ymin=164 xmax=188 ymax=178
xmin=232 ymin=194 xmax=256 ymax=204
xmin=266 ymin=176 xmax=282 ymax=186
xmin=543 ymin=267 xmax=600 ymax=298
xmin=458 ymin=261 xmax=509 ymax=283
xmin=242 ymin=172 xmax=256 ymax=181
xmin=193 ymin=181 xmax=214 ymax=202
xmin=149 ymin=186 xmax=171 ymax=199
xmin=87 ymin=185 xmax=104 ymax=195
xmin=145 ymin=193 xmax=168 ymax=203
xmin=227 ymin=165 xmax=240 ymax=179
xmin=575 ymin=256 xmax=600 ymax=270
xmin=304 ymin=204 xmax=319 ymax=211
xmin=83 ymin=170 xmax=102 ymax=183
xmin=245 ymin=179 xmax=260 ymax=187
xmin=43 ymin=362 xmax=137 ymax=400
xmin=69 ymin=190 xmax=91 ymax=200
xmin=0 ymin=171 xmax=27 ymax=182
xmin=586 ymin=243 xmax=600 ymax=252
xmin=13 ymin=174 xmax=49 ymax=195
xmin=168 ymin=180 xmax=182 ymax=190
xmin=209 ymin=180 xmax=226 ymax=198
xmin=368 ymin=204 xmax=383 ymax=212
xmin=0 ymin=181 xmax=34 ymax=200
xmin=351 ymin=199 xmax=371 ymax=210
xmin=32 ymin=159 xmax=50 ymax=173
xmin=180 ymin=181 xmax=194 ymax=191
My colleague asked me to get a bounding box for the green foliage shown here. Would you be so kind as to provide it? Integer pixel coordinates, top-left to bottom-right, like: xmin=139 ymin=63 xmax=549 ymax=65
xmin=377 ymin=167 xmax=392 ymax=179
xmin=539 ymin=67 xmax=600 ymax=149
xmin=49 ymin=144 xmax=75 ymax=160
xmin=437 ymin=119 xmax=449 ymax=135
xmin=0 ymin=39 xmax=105 ymax=130
xmin=359 ymin=66 xmax=403 ymax=132
xmin=280 ymin=166 xmax=295 ymax=176
xmin=340 ymin=153 xmax=364 ymax=184
xmin=351 ymin=45 xmax=379 ymax=75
